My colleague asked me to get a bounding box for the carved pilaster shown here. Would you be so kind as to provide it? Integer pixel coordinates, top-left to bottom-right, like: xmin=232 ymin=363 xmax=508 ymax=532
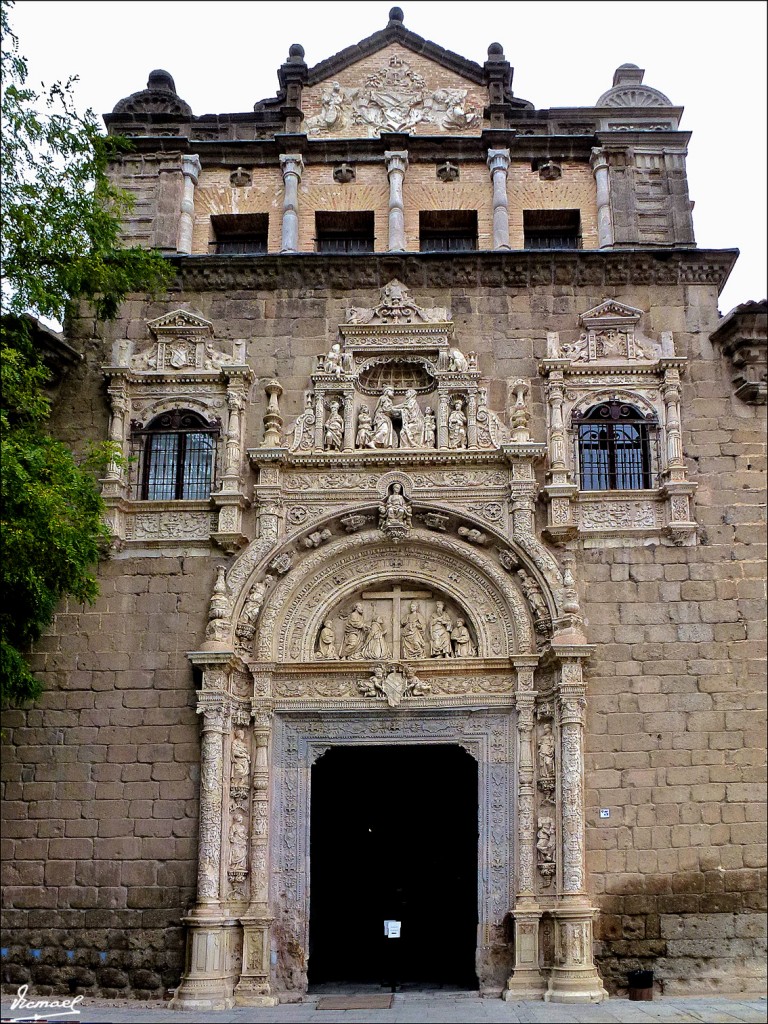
xmin=234 ymin=703 xmax=277 ymax=1005
xmin=504 ymin=660 xmax=546 ymax=999
xmin=177 ymin=154 xmax=201 ymax=255
xmin=279 ymin=154 xmax=304 ymax=253
xmin=544 ymin=654 xmax=607 ymax=1004
xmin=384 ymin=150 xmax=408 ymax=252
xmin=102 ymin=384 xmax=128 ymax=497
xmin=195 ymin=698 xmax=229 ymax=909
xmin=487 ymin=148 xmax=511 ymax=250
xmin=223 ymin=383 xmax=245 ymax=488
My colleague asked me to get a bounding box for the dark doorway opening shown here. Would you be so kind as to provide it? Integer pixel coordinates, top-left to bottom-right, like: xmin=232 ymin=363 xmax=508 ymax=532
xmin=308 ymin=744 xmax=478 ymax=989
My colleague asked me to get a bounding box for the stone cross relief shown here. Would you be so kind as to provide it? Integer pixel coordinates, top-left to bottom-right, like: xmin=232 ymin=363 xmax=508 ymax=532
xmin=315 ymin=588 xmax=478 ymax=664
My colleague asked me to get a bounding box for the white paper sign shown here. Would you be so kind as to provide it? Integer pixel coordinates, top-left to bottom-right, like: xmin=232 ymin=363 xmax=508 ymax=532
xmin=384 ymin=919 xmax=401 ymax=938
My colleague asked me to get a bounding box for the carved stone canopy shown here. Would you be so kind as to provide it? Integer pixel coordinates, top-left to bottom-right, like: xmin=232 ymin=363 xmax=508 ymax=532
xmin=596 ymin=65 xmax=673 ymax=107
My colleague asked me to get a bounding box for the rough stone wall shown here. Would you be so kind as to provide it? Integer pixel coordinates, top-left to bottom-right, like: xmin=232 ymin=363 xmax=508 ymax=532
xmin=1 ymin=269 xmax=764 ymax=997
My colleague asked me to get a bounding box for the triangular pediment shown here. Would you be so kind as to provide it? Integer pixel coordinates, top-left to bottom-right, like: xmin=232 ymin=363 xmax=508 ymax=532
xmin=305 ymin=16 xmax=487 ymax=89
xmin=147 ymin=309 xmax=214 ymax=338
xmin=579 ymin=300 xmax=643 ymax=329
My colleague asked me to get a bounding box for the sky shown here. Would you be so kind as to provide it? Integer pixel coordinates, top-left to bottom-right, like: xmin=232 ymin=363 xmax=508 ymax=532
xmin=9 ymin=0 xmax=767 ymax=314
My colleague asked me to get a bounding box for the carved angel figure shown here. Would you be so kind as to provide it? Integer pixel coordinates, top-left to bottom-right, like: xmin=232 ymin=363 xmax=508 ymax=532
xmin=537 ymin=816 xmax=556 ymax=862
xmin=400 ymin=602 xmax=426 ymax=659
xmin=230 ymin=728 xmax=251 ymax=785
xmin=324 ymin=400 xmax=344 ymax=450
xmin=448 ymin=347 xmax=469 ymax=372
xmin=288 ymin=394 xmax=316 ymax=452
xmin=429 ymin=602 xmax=454 ymax=658
xmin=452 ymin=618 xmax=476 ymax=658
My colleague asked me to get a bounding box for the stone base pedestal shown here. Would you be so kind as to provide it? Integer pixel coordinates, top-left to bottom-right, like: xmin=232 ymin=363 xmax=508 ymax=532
xmin=544 ymin=907 xmax=608 ymax=1004
xmin=170 ymin=913 xmax=239 ymax=1012
xmin=233 ymin=917 xmax=277 ymax=1006
xmin=503 ymin=906 xmax=547 ymax=999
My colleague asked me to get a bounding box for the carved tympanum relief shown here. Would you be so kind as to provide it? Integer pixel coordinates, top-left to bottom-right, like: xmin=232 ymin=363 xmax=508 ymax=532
xmin=313 ymin=585 xmax=479 ymax=663
xmin=304 ymin=55 xmax=481 ymax=138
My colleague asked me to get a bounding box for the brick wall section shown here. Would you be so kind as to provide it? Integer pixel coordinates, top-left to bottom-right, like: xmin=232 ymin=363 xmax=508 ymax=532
xmin=191 ymin=159 xmax=598 ymax=255
xmin=1 ymin=274 xmax=765 ymax=996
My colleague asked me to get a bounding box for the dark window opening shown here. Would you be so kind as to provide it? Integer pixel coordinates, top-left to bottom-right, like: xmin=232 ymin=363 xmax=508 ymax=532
xmin=315 ymin=211 xmax=375 ymax=253
xmin=211 ymin=213 xmax=268 ymax=254
xmin=419 ymin=210 xmax=478 ymax=252
xmin=575 ymin=401 xmax=656 ymax=491
xmin=132 ymin=410 xmax=218 ymax=500
xmin=524 ymin=209 xmax=581 ymax=250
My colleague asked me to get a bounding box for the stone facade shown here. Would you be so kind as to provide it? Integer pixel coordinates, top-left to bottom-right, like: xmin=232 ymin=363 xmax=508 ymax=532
xmin=1 ymin=8 xmax=765 ymax=1007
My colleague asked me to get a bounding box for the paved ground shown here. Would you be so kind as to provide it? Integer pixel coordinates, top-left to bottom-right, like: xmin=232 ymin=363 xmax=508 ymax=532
xmin=1 ymin=989 xmax=766 ymax=1024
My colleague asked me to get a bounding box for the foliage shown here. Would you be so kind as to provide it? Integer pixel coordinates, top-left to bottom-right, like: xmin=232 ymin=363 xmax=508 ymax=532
xmin=0 ymin=1 xmax=172 ymax=705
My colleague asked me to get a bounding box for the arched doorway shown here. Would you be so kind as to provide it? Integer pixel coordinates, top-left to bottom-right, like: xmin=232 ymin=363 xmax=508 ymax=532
xmin=308 ymin=744 xmax=478 ymax=988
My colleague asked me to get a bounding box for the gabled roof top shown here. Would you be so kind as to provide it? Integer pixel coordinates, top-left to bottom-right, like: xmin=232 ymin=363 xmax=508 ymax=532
xmin=305 ymin=6 xmax=489 ymax=87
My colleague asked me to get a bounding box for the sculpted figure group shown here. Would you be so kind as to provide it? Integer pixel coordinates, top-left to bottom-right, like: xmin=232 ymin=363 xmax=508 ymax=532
xmin=315 ymin=597 xmax=476 ymax=661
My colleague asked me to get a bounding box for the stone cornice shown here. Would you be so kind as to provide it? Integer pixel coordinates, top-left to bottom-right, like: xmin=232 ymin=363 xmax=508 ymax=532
xmin=163 ymin=249 xmax=738 ymax=296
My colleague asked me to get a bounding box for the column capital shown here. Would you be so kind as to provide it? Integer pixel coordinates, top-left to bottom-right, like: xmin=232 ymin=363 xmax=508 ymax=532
xmin=384 ymin=150 xmax=409 ymax=174
xmin=279 ymin=153 xmax=304 ymax=179
xmin=181 ymin=153 xmax=201 ymax=183
xmin=590 ymin=146 xmax=609 ymax=173
xmin=487 ymin=147 xmax=510 ymax=175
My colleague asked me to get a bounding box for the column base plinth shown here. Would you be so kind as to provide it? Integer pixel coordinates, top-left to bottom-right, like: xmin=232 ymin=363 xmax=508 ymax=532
xmin=503 ymin=969 xmax=548 ymax=1000
xmin=544 ymin=967 xmax=608 ymax=1003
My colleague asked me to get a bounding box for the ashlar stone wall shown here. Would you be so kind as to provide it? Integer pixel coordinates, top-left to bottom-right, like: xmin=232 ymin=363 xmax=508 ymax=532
xmin=1 ymin=257 xmax=765 ymax=998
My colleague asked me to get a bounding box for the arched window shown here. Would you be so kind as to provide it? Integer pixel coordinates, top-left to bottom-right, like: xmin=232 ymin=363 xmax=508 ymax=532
xmin=574 ymin=401 xmax=657 ymax=491
xmin=133 ymin=411 xmax=218 ymax=500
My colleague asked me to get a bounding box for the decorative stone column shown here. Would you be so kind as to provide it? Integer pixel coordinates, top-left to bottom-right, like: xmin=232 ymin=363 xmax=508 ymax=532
xmin=235 ymin=705 xmax=277 ymax=1006
xmin=540 ymin=363 xmax=579 ymax=544
xmin=279 ymin=154 xmax=304 ymax=253
xmin=590 ymin=148 xmax=613 ymax=249
xmin=661 ymin=369 xmax=685 ymax=479
xmin=466 ymin=392 xmax=478 ymax=449
xmin=342 ymin=392 xmax=355 ymax=451
xmin=437 ymin=392 xmax=449 ymax=450
xmin=172 ymin=694 xmax=239 ymax=1010
xmin=222 ymin=384 xmax=245 ymax=490
xmin=487 ymin=148 xmax=511 ymax=250
xmin=384 ymin=150 xmax=408 ymax=251
xmin=102 ymin=385 xmax=128 ymax=496
xmin=545 ymin=655 xmax=607 ymax=1004
xmin=177 ymin=154 xmax=201 ymax=255
xmin=504 ymin=658 xmax=546 ymax=998
xmin=261 ymin=381 xmax=284 ymax=449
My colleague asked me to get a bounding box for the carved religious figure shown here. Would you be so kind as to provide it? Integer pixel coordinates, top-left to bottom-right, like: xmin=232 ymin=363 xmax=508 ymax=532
xmin=228 ymin=811 xmax=248 ymax=870
xmin=394 ymin=389 xmax=426 ymax=449
xmin=447 ymin=399 xmax=468 ymax=449
xmin=448 ymin=347 xmax=469 ymax=372
xmin=400 ymin=602 xmax=426 ymax=659
xmin=429 ymin=601 xmax=454 ymax=658
xmin=315 ymin=619 xmax=338 ymax=660
xmin=379 ymin=483 xmax=412 ymax=541
xmin=452 ymin=618 xmax=476 ymax=658
xmin=341 ymin=603 xmax=368 ymax=660
xmin=324 ymin=400 xmax=344 ymax=450
xmin=360 ymin=614 xmax=391 ymax=660
xmin=518 ymin=570 xmax=550 ymax=626
xmin=306 ymin=81 xmax=350 ymax=134
xmin=537 ymin=816 xmax=556 ymax=872
xmin=355 ymin=406 xmax=375 ymax=448
xmin=230 ymin=728 xmax=251 ymax=785
xmin=288 ymin=393 xmax=316 ymax=452
xmin=423 ymin=407 xmax=436 ymax=448
xmin=371 ymin=388 xmax=398 ymax=448
xmin=538 ymin=722 xmax=556 ymax=779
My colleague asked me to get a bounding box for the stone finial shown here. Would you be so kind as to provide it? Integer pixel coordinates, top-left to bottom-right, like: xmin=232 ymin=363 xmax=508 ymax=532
xmin=288 ymin=43 xmax=305 ymax=61
xmin=147 ymin=69 xmax=176 ymax=92
xmin=388 ymin=6 xmax=405 ymax=23
xmin=262 ymin=380 xmax=284 ymax=448
xmin=510 ymin=380 xmax=531 ymax=441
xmin=487 ymin=42 xmax=505 ymax=60
xmin=204 ymin=566 xmax=233 ymax=648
